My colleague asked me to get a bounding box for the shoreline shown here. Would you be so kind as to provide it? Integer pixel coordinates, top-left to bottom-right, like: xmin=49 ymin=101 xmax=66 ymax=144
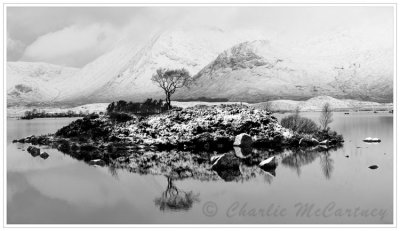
xmin=7 ymin=97 xmax=393 ymax=119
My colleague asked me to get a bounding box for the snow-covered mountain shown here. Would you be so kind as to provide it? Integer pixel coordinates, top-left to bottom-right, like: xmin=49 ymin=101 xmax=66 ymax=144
xmin=7 ymin=62 xmax=78 ymax=106
xmin=53 ymin=27 xmax=268 ymax=104
xmin=7 ymin=26 xmax=393 ymax=106
xmin=176 ymin=38 xmax=393 ymax=103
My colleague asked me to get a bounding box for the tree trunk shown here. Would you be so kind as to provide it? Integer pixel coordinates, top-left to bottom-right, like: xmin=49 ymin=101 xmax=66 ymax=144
xmin=165 ymin=92 xmax=171 ymax=110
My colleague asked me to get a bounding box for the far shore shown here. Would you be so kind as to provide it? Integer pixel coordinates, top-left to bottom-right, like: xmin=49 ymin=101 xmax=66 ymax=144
xmin=7 ymin=97 xmax=394 ymax=119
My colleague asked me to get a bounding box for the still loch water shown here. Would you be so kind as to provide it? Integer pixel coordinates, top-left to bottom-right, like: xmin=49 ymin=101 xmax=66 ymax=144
xmin=7 ymin=112 xmax=393 ymax=224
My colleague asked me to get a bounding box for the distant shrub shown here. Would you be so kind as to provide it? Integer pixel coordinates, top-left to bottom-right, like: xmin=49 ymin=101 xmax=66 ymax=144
xmin=21 ymin=108 xmax=89 ymax=120
xmin=281 ymin=114 xmax=319 ymax=134
xmin=86 ymin=113 xmax=99 ymax=120
xmin=109 ymin=112 xmax=133 ymax=123
xmin=107 ymin=98 xmax=168 ymax=116
xmin=319 ymin=103 xmax=333 ymax=131
xmin=314 ymin=128 xmax=343 ymax=143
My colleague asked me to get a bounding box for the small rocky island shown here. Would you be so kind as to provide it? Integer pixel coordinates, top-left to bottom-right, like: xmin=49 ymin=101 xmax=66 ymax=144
xmin=14 ymin=104 xmax=343 ymax=181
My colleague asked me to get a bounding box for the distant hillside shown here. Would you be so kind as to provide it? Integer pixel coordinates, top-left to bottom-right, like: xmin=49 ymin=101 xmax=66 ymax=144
xmin=176 ymin=39 xmax=393 ymax=103
xmin=253 ymin=96 xmax=392 ymax=112
xmin=7 ymin=62 xmax=79 ymax=106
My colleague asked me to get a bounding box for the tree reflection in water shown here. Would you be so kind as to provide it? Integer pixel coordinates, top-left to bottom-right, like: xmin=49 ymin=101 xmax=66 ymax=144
xmin=319 ymin=151 xmax=334 ymax=179
xmin=154 ymin=177 xmax=200 ymax=212
xmin=281 ymin=150 xmax=323 ymax=176
xmin=281 ymin=149 xmax=335 ymax=179
xmin=108 ymin=164 xmax=119 ymax=179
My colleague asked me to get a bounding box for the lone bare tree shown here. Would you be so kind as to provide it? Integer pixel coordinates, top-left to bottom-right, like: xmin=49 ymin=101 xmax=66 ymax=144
xmin=319 ymin=103 xmax=333 ymax=131
xmin=151 ymin=68 xmax=191 ymax=109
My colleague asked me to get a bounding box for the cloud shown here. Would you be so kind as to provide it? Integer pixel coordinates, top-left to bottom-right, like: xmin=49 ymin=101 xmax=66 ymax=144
xmin=8 ymin=6 xmax=394 ymax=67
xmin=7 ymin=34 xmax=26 ymax=61
xmin=21 ymin=23 xmax=118 ymax=67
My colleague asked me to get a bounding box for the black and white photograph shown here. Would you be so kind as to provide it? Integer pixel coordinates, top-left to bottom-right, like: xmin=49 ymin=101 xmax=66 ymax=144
xmin=3 ymin=2 xmax=397 ymax=227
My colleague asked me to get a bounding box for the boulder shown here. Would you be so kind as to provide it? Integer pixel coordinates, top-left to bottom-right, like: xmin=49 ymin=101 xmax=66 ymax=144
xmin=27 ymin=146 xmax=40 ymax=157
xmin=40 ymin=152 xmax=49 ymax=159
xmin=259 ymin=156 xmax=277 ymax=170
xmin=233 ymin=146 xmax=252 ymax=158
xmin=215 ymin=136 xmax=233 ymax=151
xmin=192 ymin=132 xmax=214 ymax=150
xmin=211 ymin=154 xmax=241 ymax=182
xmin=233 ymin=133 xmax=253 ymax=147
xmin=363 ymin=137 xmax=381 ymax=143
xmin=210 ymin=154 xmax=224 ymax=165
xmin=369 ymin=165 xmax=378 ymax=170
xmin=212 ymin=153 xmax=240 ymax=170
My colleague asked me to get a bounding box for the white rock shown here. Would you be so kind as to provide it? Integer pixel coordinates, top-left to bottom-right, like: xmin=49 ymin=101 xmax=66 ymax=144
xmin=233 ymin=133 xmax=253 ymax=147
xmin=259 ymin=156 xmax=277 ymax=168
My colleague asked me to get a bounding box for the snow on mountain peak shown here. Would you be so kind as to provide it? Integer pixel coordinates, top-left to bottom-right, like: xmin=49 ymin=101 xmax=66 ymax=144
xmin=7 ymin=25 xmax=393 ymax=106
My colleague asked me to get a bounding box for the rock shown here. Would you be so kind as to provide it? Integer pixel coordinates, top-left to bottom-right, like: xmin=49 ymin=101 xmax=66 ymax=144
xmin=214 ymin=167 xmax=241 ymax=182
xmin=192 ymin=132 xmax=214 ymax=150
xmin=27 ymin=146 xmax=40 ymax=157
xmin=369 ymin=165 xmax=378 ymax=169
xmin=212 ymin=154 xmax=241 ymax=181
xmin=210 ymin=154 xmax=225 ymax=165
xmin=233 ymin=133 xmax=253 ymax=147
xmin=259 ymin=156 xmax=277 ymax=170
xmin=233 ymin=146 xmax=252 ymax=158
xmin=345 ymin=155 xmax=349 ymax=158
xmin=363 ymin=137 xmax=381 ymax=143
xmin=215 ymin=136 xmax=232 ymax=151
xmin=212 ymin=153 xmax=240 ymax=170
xmin=319 ymin=140 xmax=329 ymax=145
xmin=58 ymin=139 xmax=71 ymax=153
xmin=40 ymin=152 xmax=49 ymax=159
xmin=89 ymin=159 xmax=106 ymax=166
xmin=299 ymin=137 xmax=320 ymax=147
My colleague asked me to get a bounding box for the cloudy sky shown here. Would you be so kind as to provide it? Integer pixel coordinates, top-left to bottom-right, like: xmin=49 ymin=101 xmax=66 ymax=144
xmin=7 ymin=6 xmax=393 ymax=67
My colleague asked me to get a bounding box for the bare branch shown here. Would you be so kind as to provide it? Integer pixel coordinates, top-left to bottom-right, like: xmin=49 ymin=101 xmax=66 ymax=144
xmin=151 ymin=68 xmax=192 ymax=109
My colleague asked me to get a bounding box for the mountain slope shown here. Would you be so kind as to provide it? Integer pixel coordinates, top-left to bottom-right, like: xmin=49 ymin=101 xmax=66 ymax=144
xmin=176 ymin=38 xmax=393 ymax=103
xmin=54 ymin=27 xmax=268 ymax=104
xmin=7 ymin=62 xmax=79 ymax=106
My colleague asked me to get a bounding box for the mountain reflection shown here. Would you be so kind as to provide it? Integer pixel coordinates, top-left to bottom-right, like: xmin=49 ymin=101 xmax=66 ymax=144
xmin=154 ymin=177 xmax=200 ymax=212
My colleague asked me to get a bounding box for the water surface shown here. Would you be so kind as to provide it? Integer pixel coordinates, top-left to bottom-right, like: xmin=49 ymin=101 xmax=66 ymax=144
xmin=7 ymin=112 xmax=393 ymax=224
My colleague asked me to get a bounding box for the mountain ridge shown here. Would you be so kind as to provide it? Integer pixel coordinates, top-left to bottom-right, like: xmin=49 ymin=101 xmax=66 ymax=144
xmin=7 ymin=27 xmax=393 ymax=106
